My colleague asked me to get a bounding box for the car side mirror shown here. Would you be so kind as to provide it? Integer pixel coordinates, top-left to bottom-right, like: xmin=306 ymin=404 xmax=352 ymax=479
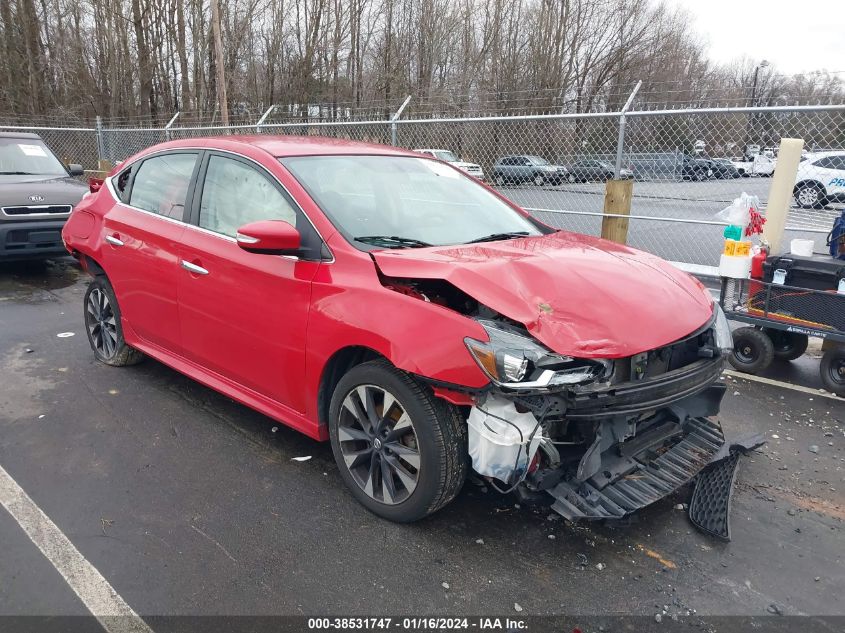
xmin=236 ymin=220 xmax=301 ymax=255
xmin=68 ymin=164 xmax=84 ymax=176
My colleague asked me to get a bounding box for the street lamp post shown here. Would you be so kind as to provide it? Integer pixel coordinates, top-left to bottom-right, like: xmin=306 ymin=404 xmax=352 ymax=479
xmin=746 ymin=60 xmax=769 ymax=157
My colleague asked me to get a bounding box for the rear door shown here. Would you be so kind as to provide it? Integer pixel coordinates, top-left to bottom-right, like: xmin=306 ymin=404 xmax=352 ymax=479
xmin=176 ymin=152 xmax=323 ymax=413
xmin=99 ymin=151 xmax=200 ymax=353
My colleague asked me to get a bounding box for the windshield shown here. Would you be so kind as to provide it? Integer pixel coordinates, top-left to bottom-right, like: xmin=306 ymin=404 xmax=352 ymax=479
xmin=433 ymin=150 xmax=459 ymax=163
xmin=0 ymin=138 xmax=68 ymax=176
xmin=281 ymin=155 xmax=542 ymax=248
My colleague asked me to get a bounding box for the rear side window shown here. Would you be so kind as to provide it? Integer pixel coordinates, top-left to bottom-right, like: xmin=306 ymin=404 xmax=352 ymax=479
xmin=113 ymin=168 xmax=133 ymax=202
xmin=813 ymin=156 xmax=845 ymax=170
xmin=129 ymin=153 xmax=198 ymax=220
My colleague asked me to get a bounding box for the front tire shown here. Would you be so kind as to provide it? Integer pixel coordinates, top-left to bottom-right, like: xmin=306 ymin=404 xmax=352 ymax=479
xmin=729 ymin=327 xmax=774 ymax=373
xmin=494 ymin=174 xmax=506 ymax=186
xmin=533 ymin=173 xmax=545 ymax=186
xmin=567 ymin=173 xmax=577 ymax=184
xmin=795 ymin=183 xmax=827 ymax=209
xmin=328 ymin=360 xmax=467 ymax=522
xmin=83 ymin=277 xmax=144 ymax=366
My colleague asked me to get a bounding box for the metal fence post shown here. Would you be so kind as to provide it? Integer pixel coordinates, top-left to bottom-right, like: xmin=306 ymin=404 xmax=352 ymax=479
xmin=614 ymin=81 xmax=642 ymax=178
xmin=390 ymin=95 xmax=412 ymax=146
xmin=256 ymin=105 xmax=276 ymax=134
xmin=164 ymin=111 xmax=180 ymax=141
xmin=95 ymin=115 xmax=105 ymax=162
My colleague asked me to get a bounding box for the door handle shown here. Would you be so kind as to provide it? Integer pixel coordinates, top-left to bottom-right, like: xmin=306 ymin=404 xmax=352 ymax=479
xmin=105 ymin=235 xmax=124 ymax=247
xmin=180 ymin=260 xmax=209 ymax=275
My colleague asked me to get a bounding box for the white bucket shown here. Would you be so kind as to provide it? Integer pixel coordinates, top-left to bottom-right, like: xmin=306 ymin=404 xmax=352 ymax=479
xmin=467 ymin=397 xmax=541 ymax=483
xmin=718 ymin=254 xmax=751 ymax=279
xmin=790 ymin=238 xmax=814 ymax=257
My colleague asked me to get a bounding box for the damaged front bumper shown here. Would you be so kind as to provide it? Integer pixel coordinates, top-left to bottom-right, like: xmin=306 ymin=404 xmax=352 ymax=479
xmin=547 ymin=414 xmax=725 ymax=520
xmin=468 ymin=352 xmax=730 ymax=522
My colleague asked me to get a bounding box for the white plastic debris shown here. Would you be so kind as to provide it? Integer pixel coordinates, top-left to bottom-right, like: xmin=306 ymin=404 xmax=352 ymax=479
xmin=291 ymin=456 xmax=312 ymax=462
xmin=467 ymin=395 xmax=542 ymax=483
xmin=514 ymin=603 xmax=523 ymax=613
xmin=56 ymin=332 xmax=75 ymax=338
xmin=441 ymin=582 xmax=450 ymax=590
xmin=596 ymin=562 xmax=605 ymax=571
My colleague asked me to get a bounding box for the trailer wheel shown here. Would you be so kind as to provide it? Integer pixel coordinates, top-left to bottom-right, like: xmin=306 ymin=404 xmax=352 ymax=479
xmin=764 ymin=329 xmax=809 ymax=361
xmin=729 ymin=327 xmax=774 ymax=373
xmin=820 ymin=347 xmax=845 ymax=397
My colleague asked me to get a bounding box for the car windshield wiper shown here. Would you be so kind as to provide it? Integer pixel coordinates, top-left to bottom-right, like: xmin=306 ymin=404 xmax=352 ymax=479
xmin=0 ymin=171 xmax=41 ymax=175
xmin=466 ymin=231 xmax=530 ymax=244
xmin=354 ymin=235 xmax=434 ymax=248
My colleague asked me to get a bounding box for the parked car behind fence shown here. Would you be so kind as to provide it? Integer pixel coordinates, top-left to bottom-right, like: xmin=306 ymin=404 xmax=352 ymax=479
xmin=491 ymin=155 xmax=566 ymax=186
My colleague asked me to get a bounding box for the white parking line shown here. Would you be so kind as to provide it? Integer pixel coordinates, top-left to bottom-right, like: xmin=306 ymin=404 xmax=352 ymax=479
xmin=0 ymin=463 xmax=153 ymax=633
xmin=724 ymin=369 xmax=842 ymax=401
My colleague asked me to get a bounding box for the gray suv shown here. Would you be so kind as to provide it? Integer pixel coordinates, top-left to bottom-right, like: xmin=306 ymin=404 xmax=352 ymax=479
xmin=0 ymin=132 xmax=87 ymax=260
xmin=491 ymin=155 xmax=566 ymax=186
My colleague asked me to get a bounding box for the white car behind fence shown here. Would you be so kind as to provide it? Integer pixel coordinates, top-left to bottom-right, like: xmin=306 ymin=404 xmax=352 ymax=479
xmin=793 ymin=151 xmax=845 ymax=209
xmin=413 ymin=148 xmax=485 ymax=180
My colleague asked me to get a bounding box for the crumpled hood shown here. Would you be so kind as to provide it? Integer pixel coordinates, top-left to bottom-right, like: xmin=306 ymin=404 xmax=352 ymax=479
xmin=372 ymin=231 xmax=714 ymax=358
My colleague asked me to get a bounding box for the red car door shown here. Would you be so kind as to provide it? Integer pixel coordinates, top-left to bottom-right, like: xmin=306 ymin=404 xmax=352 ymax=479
xmin=98 ymin=151 xmax=199 ymax=353
xmin=176 ymin=152 xmax=323 ymax=413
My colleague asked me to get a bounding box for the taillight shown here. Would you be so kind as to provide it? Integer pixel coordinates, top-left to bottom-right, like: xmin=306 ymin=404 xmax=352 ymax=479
xmin=89 ymin=177 xmax=104 ymax=194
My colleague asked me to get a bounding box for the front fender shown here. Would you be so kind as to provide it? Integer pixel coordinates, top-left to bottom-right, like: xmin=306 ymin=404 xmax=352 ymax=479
xmin=303 ymin=257 xmax=490 ymax=423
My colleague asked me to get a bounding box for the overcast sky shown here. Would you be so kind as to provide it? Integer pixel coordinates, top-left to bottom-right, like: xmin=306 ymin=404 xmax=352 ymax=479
xmin=674 ymin=0 xmax=843 ymax=74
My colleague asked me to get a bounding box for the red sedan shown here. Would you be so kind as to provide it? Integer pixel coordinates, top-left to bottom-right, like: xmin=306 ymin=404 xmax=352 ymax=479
xmin=62 ymin=136 xmax=733 ymax=523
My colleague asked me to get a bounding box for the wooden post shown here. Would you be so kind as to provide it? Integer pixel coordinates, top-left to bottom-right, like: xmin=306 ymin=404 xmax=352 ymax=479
xmin=92 ymin=159 xmax=113 ymax=179
xmin=601 ymin=179 xmax=633 ymax=244
xmin=762 ymin=137 xmax=804 ymax=255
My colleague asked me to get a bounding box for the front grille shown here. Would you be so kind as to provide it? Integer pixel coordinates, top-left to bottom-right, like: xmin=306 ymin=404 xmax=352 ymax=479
xmin=2 ymin=205 xmax=73 ymax=216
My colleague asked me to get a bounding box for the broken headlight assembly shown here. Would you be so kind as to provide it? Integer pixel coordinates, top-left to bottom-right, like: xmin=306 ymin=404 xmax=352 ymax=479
xmin=465 ymin=319 xmax=611 ymax=389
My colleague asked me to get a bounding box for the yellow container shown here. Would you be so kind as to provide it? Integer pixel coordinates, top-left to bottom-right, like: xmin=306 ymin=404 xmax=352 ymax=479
xmin=734 ymin=241 xmax=751 ymax=256
xmin=723 ymin=239 xmax=737 ymax=256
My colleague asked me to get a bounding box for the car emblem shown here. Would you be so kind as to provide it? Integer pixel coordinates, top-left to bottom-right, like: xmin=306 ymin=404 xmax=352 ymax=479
xmin=29 ymin=195 xmax=45 ymax=202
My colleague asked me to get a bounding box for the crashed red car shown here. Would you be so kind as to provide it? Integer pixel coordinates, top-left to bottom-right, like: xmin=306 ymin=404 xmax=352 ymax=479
xmin=62 ymin=136 xmax=733 ymax=523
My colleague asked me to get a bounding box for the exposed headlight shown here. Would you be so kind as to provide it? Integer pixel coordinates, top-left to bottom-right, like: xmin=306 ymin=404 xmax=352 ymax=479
xmin=465 ymin=320 xmax=611 ymax=389
xmin=713 ymin=302 xmax=733 ymax=352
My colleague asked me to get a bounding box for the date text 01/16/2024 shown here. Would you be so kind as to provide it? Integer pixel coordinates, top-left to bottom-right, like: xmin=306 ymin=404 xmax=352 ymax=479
xmin=307 ymin=617 xmax=528 ymax=630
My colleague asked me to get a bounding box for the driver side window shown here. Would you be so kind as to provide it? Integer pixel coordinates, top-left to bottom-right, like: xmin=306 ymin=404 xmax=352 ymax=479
xmin=199 ymin=155 xmax=297 ymax=238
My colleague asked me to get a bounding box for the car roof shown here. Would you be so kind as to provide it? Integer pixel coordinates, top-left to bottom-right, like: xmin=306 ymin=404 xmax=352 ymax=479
xmin=804 ymin=151 xmax=845 ymax=159
xmin=0 ymin=131 xmax=42 ymax=140
xmin=159 ymin=135 xmax=420 ymax=158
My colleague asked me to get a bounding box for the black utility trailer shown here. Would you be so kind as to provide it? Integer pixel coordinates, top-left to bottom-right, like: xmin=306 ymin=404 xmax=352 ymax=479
xmin=719 ymin=276 xmax=845 ymax=396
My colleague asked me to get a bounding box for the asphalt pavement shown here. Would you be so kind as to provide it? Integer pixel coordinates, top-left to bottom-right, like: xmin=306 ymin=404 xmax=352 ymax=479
xmin=0 ymin=257 xmax=843 ymax=628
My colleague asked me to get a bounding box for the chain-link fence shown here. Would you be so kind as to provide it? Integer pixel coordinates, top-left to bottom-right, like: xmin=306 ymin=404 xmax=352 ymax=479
xmin=2 ymin=103 xmax=844 ymax=270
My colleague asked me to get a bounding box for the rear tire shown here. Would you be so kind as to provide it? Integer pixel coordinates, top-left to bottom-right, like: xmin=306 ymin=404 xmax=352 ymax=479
xmin=83 ymin=276 xmax=144 ymax=366
xmin=494 ymin=174 xmax=505 ymax=186
xmin=328 ymin=359 xmax=467 ymax=522
xmin=567 ymin=173 xmax=577 ymax=184
xmin=820 ymin=347 xmax=845 ymax=397
xmin=764 ymin=329 xmax=809 ymax=361
xmin=729 ymin=327 xmax=774 ymax=373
